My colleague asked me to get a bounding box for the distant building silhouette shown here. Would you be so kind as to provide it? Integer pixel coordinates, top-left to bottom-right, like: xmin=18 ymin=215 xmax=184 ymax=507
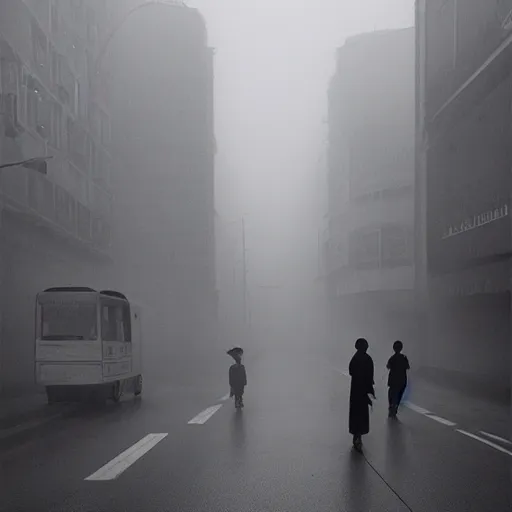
xmin=325 ymin=28 xmax=416 ymax=349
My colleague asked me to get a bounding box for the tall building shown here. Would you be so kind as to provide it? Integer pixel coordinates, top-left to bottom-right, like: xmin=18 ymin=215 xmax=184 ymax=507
xmin=416 ymin=1 xmax=512 ymax=400
xmin=0 ymin=0 xmax=114 ymax=394
xmin=215 ymin=214 xmax=245 ymax=344
xmin=106 ymin=3 xmax=217 ymax=370
xmin=325 ymin=28 xmax=415 ymax=351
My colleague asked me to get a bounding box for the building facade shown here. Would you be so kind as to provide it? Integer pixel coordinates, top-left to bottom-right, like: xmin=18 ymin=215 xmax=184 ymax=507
xmin=106 ymin=3 xmax=217 ymax=371
xmin=0 ymin=0 xmax=114 ymax=394
xmin=416 ymin=0 xmax=512 ymax=400
xmin=325 ymin=29 xmax=416 ymax=353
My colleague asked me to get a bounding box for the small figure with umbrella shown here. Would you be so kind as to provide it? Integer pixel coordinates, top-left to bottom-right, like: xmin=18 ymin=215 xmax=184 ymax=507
xmin=227 ymin=347 xmax=247 ymax=409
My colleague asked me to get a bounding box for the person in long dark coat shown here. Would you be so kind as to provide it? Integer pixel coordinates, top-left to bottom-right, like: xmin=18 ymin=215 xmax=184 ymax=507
xmin=349 ymin=338 xmax=375 ymax=451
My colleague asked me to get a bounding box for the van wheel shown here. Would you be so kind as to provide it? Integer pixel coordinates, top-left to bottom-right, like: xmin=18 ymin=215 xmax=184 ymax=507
xmin=112 ymin=381 xmax=122 ymax=402
xmin=134 ymin=375 xmax=143 ymax=396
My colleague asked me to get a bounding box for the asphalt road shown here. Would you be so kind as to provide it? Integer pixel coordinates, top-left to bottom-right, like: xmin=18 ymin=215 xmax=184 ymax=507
xmin=1 ymin=343 xmax=510 ymax=512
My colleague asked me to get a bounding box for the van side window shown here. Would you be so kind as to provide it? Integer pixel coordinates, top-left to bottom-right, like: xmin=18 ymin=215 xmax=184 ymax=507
xmin=102 ymin=305 xmax=118 ymax=341
xmin=122 ymin=303 xmax=132 ymax=342
xmin=102 ymin=304 xmax=132 ymax=342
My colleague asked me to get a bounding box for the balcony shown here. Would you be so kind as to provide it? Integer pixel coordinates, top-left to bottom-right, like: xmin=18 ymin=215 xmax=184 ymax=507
xmin=0 ymin=36 xmax=112 ymax=259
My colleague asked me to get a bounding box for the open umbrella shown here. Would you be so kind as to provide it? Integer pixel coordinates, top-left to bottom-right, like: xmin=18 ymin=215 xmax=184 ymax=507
xmin=227 ymin=347 xmax=244 ymax=361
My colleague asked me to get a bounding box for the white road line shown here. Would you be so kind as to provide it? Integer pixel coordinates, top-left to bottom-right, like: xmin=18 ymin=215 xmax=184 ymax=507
xmin=457 ymin=430 xmax=512 ymax=457
xmin=85 ymin=433 xmax=168 ymax=481
xmin=188 ymin=404 xmax=223 ymax=425
xmin=219 ymin=393 xmax=231 ymax=402
xmin=404 ymin=402 xmax=431 ymax=415
xmin=479 ymin=431 xmax=512 ymax=446
xmin=425 ymin=414 xmax=457 ymax=427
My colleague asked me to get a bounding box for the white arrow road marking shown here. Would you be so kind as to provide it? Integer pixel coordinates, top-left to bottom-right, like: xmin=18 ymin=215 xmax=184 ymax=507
xmin=457 ymin=430 xmax=512 ymax=457
xmin=85 ymin=433 xmax=168 ymax=481
xmin=188 ymin=404 xmax=223 ymax=425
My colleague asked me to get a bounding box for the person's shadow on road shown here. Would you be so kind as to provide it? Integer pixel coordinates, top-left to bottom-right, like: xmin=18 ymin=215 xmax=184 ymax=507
xmin=345 ymin=449 xmax=372 ymax=511
xmin=230 ymin=408 xmax=246 ymax=455
xmin=385 ymin=416 xmax=408 ymax=470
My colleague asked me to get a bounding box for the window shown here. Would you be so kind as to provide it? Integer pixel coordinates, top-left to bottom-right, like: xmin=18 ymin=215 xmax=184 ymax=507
xmin=381 ymin=225 xmax=413 ymax=268
xmin=92 ymin=216 xmax=111 ymax=249
xmin=101 ymin=303 xmax=131 ymax=342
xmin=41 ymin=302 xmax=97 ymax=341
xmin=0 ymin=48 xmax=25 ymax=131
xmin=349 ymin=229 xmax=380 ymax=269
xmin=92 ymin=147 xmax=110 ymax=186
xmin=50 ymin=47 xmax=59 ymax=87
xmin=28 ymin=171 xmax=55 ymax=220
xmin=68 ymin=117 xmax=88 ymax=170
xmin=57 ymin=58 xmax=75 ymax=108
xmin=86 ymin=6 xmax=99 ymax=44
xmin=99 ymin=109 xmax=110 ymax=146
xmin=31 ymin=20 xmax=48 ymax=70
xmin=55 ymin=185 xmax=76 ymax=232
xmin=77 ymin=201 xmax=91 ymax=241
xmin=50 ymin=0 xmax=60 ymax=34
xmin=50 ymin=101 xmax=62 ymax=148
xmin=25 ymin=74 xmax=50 ymax=137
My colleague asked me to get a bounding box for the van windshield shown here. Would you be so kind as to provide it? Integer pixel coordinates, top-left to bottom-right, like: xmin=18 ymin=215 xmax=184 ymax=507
xmin=41 ymin=302 xmax=98 ymax=341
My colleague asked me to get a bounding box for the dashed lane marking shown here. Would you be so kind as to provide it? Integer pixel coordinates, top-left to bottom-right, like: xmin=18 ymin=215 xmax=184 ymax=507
xmin=424 ymin=414 xmax=457 ymax=427
xmin=404 ymin=402 xmax=431 ymax=415
xmin=85 ymin=433 xmax=168 ymax=481
xmin=334 ymin=366 xmax=512 ymax=457
xmin=457 ymin=430 xmax=512 ymax=457
xmin=479 ymin=431 xmax=512 ymax=446
xmin=219 ymin=393 xmax=231 ymax=402
xmin=188 ymin=404 xmax=223 ymax=425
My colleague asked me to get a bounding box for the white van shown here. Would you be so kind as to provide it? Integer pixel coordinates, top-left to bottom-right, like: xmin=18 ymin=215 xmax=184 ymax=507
xmin=35 ymin=287 xmax=143 ymax=404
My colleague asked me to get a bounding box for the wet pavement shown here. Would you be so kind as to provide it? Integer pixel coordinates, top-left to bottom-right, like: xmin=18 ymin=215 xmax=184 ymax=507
xmin=0 ymin=343 xmax=510 ymax=512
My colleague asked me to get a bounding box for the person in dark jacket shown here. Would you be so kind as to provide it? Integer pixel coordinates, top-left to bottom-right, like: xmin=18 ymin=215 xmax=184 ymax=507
xmin=349 ymin=338 xmax=375 ymax=451
xmin=229 ymin=353 xmax=247 ymax=408
xmin=387 ymin=340 xmax=410 ymax=418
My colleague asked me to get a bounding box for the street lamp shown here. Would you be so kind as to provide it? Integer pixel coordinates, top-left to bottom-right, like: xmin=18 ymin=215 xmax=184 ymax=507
xmin=0 ymin=156 xmax=51 ymax=174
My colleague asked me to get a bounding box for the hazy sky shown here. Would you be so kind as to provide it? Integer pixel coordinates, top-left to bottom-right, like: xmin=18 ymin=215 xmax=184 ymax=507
xmin=191 ymin=0 xmax=414 ymax=288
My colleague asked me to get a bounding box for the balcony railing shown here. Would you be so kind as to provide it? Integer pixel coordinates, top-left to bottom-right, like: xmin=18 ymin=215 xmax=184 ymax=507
xmin=0 ymin=34 xmax=112 ymax=258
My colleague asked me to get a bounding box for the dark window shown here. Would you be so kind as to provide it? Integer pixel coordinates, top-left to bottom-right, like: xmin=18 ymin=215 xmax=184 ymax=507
xmin=101 ymin=303 xmax=131 ymax=342
xmin=381 ymin=225 xmax=413 ymax=268
xmin=41 ymin=302 xmax=97 ymax=341
xmin=31 ymin=20 xmax=48 ymax=70
xmin=349 ymin=229 xmax=380 ymax=269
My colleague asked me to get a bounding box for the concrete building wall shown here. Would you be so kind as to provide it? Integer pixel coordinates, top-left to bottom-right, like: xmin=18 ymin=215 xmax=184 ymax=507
xmin=0 ymin=0 xmax=114 ymax=395
xmin=418 ymin=0 xmax=512 ymax=400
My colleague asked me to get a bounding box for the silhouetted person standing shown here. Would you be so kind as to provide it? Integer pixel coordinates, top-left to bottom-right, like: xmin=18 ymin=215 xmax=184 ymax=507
xmin=349 ymin=338 xmax=375 ymax=451
xmin=229 ymin=352 xmax=247 ymax=409
xmin=387 ymin=340 xmax=410 ymax=418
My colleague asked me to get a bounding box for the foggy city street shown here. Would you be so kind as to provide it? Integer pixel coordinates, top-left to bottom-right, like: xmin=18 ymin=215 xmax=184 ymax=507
xmin=0 ymin=0 xmax=511 ymax=511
